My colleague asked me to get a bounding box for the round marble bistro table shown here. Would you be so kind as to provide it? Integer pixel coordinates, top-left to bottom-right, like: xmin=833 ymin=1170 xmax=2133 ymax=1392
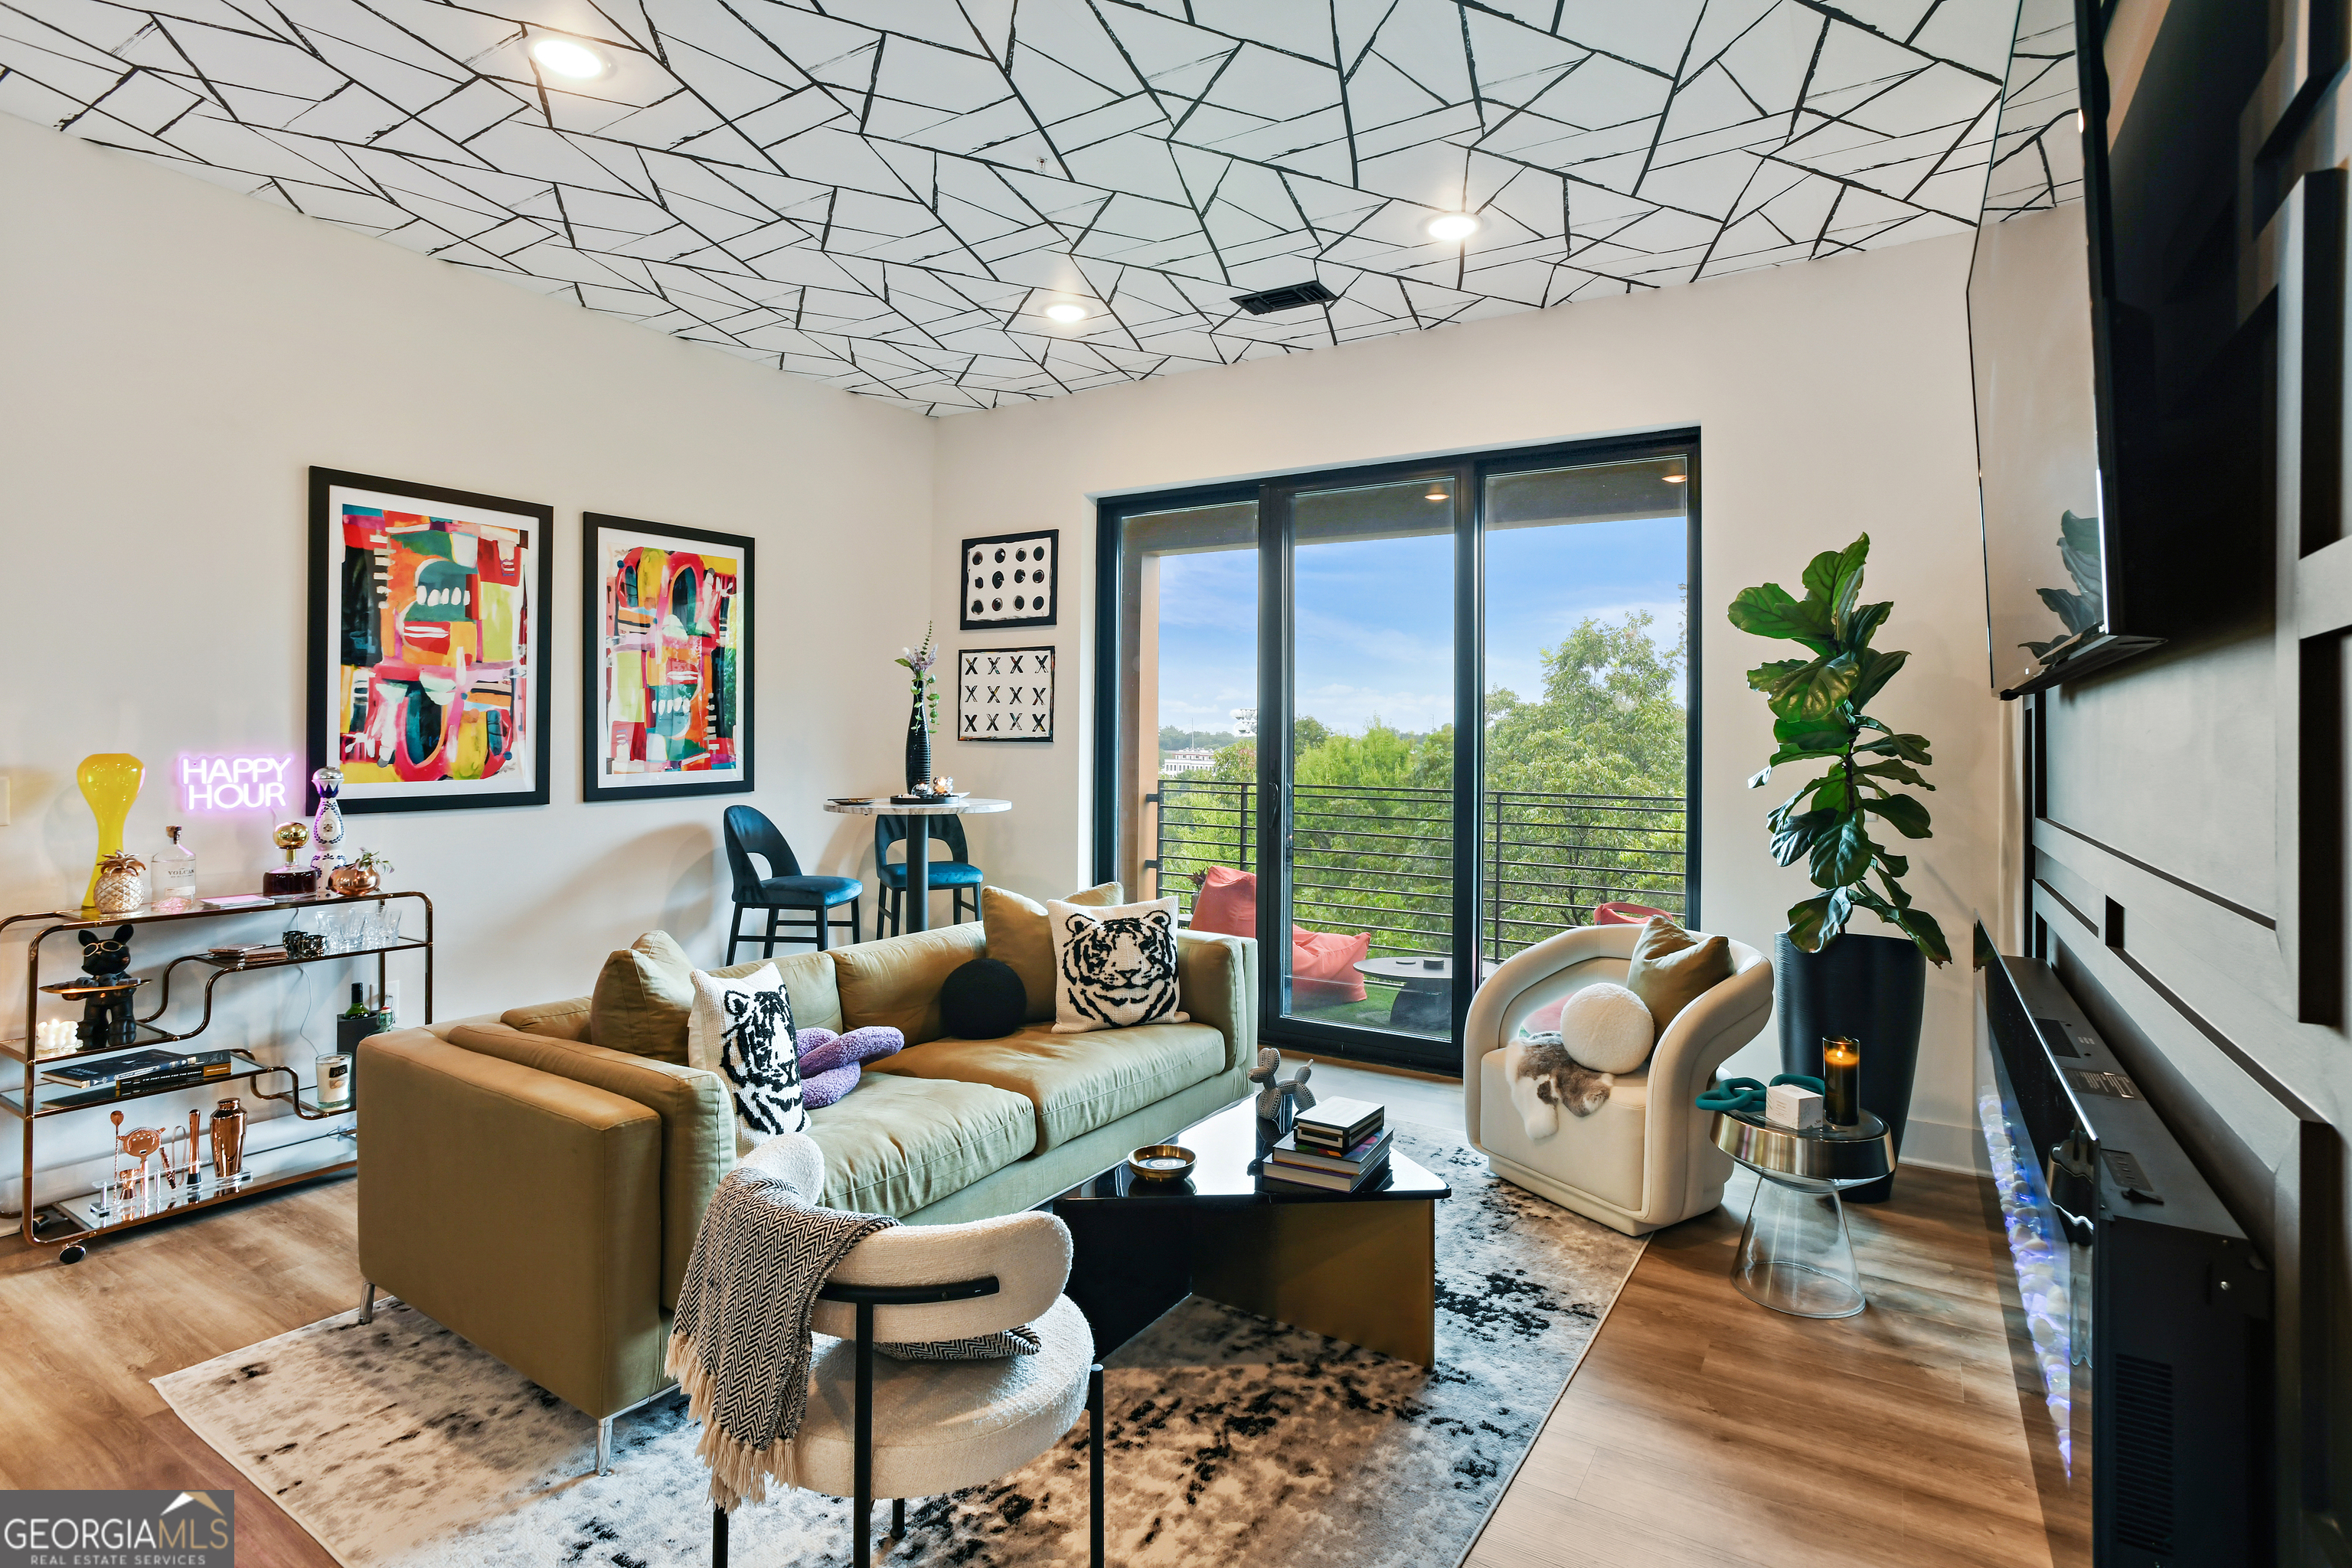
xmin=823 ymin=797 xmax=1009 ymax=934
xmin=1710 ymin=1106 xmax=1894 ymax=1319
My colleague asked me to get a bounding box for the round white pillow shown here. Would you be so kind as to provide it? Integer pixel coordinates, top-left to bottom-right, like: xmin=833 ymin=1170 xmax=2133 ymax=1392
xmin=1560 ymin=982 xmax=1656 ymax=1075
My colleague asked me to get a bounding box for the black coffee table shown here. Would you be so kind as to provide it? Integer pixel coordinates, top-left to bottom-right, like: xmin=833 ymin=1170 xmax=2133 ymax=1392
xmin=1048 ymin=1097 xmax=1452 ymax=1364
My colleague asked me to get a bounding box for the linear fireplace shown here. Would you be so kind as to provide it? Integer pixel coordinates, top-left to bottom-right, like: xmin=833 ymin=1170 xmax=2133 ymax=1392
xmin=1978 ymin=926 xmax=2269 ymax=1565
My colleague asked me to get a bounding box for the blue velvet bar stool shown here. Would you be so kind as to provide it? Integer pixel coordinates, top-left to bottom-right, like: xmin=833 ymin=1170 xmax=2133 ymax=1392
xmin=874 ymin=814 xmax=984 ymax=936
xmin=723 ymin=805 xmax=863 ymax=960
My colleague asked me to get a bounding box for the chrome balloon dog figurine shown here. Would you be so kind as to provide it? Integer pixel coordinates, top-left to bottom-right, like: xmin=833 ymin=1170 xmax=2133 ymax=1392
xmin=1249 ymin=1047 xmax=1316 ymax=1138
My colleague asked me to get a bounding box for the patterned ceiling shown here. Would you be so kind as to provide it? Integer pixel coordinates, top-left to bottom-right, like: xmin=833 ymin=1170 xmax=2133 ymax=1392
xmin=1982 ymin=0 xmax=2079 ymax=220
xmin=2 ymin=0 xmax=2022 ymax=413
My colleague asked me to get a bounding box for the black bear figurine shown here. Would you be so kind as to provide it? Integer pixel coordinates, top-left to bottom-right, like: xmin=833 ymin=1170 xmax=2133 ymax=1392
xmin=76 ymin=925 xmax=139 ymax=1048
xmin=80 ymin=925 xmax=133 ymax=980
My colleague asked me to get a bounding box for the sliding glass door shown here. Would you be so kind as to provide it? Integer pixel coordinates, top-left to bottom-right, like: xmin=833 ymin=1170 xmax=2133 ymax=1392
xmin=1098 ymin=434 xmax=1696 ymax=1074
xmin=1266 ymin=471 xmax=1461 ymax=1054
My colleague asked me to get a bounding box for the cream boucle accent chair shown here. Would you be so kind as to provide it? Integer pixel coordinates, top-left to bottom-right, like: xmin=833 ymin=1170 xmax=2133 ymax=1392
xmin=712 ymin=1134 xmax=1103 ymax=1568
xmin=1462 ymin=924 xmax=1775 ymax=1236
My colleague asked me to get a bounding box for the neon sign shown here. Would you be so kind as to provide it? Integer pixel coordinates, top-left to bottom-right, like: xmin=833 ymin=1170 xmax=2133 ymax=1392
xmin=178 ymin=753 xmax=296 ymax=812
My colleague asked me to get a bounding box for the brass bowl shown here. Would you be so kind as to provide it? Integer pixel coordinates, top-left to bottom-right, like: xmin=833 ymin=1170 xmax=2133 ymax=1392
xmin=1126 ymin=1144 xmax=1196 ymax=1181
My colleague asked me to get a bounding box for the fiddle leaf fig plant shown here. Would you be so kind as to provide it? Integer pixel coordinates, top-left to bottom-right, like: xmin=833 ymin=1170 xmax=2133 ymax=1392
xmin=1727 ymin=534 xmax=1950 ymax=966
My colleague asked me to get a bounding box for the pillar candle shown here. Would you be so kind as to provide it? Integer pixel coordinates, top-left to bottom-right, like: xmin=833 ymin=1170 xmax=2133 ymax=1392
xmin=1822 ymin=1036 xmax=1861 ymax=1126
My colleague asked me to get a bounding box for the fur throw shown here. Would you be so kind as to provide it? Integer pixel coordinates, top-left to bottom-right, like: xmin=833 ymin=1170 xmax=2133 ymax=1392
xmin=1501 ymin=1032 xmax=1614 ymax=1142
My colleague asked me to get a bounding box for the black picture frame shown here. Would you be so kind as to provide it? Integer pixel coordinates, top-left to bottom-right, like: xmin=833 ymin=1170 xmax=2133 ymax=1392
xmin=956 ymin=645 xmax=1055 ymax=742
xmin=581 ymin=513 xmax=756 ymax=803
xmin=958 ymin=528 xmax=1060 ymax=629
xmin=307 ymin=467 xmax=554 ymax=814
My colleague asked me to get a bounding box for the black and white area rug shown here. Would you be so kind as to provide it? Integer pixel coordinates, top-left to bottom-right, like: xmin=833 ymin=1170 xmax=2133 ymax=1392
xmin=154 ymin=1123 xmax=1642 ymax=1567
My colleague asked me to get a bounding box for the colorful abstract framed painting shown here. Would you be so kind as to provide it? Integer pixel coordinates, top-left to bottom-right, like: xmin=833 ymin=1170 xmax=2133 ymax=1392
xmin=307 ymin=469 xmax=554 ymax=814
xmin=582 ymin=513 xmax=754 ymax=802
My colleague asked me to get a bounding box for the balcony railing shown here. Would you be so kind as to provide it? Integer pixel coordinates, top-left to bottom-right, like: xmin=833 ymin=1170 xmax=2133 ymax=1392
xmin=1149 ymin=778 xmax=1687 ymax=965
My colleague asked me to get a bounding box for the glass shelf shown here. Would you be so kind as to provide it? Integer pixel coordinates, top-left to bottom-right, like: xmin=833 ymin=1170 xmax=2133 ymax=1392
xmin=41 ymin=1127 xmax=357 ymax=1239
xmin=194 ymin=936 xmax=427 ymax=974
xmin=3 ymin=889 xmax=407 ymax=935
xmin=2 ymin=1054 xmax=270 ymax=1120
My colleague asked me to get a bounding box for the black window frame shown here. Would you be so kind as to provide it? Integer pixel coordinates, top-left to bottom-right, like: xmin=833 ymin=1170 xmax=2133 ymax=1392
xmin=1094 ymin=429 xmax=1701 ymax=1074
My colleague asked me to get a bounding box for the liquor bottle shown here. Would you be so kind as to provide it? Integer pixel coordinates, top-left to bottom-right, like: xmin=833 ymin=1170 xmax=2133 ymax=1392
xmin=153 ymin=826 xmax=198 ymax=910
xmin=342 ymin=982 xmax=369 ymax=1018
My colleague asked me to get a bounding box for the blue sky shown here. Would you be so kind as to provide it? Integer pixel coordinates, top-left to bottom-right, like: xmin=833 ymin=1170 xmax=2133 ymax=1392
xmin=1155 ymin=515 xmax=1687 ymax=738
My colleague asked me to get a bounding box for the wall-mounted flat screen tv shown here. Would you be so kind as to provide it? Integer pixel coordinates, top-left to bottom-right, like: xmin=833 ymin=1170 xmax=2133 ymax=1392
xmin=1971 ymin=0 xmax=2272 ymax=697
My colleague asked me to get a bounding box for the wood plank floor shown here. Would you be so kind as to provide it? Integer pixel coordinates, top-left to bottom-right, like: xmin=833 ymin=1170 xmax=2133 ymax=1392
xmin=1 ymin=1065 xmax=2053 ymax=1568
xmin=1307 ymin=1057 xmax=2055 ymax=1568
xmin=0 ymin=1179 xmax=355 ymax=1566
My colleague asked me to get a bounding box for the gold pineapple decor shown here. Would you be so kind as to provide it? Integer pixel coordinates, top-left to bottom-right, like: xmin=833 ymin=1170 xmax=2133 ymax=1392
xmin=93 ymin=851 xmax=146 ymax=916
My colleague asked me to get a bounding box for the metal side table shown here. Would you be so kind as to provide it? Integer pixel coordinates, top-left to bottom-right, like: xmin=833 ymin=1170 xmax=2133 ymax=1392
xmin=1710 ymin=1106 xmax=1894 ymax=1319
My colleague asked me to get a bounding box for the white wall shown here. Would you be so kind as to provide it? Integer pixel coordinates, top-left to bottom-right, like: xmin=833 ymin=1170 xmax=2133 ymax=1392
xmin=929 ymin=234 xmax=2005 ymax=1174
xmin=0 ymin=115 xmax=933 ymax=1206
xmin=0 ymin=106 xmax=2005 ymax=1204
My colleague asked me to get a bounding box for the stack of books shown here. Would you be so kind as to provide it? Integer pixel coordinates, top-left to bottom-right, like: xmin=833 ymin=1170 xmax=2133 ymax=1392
xmin=41 ymin=1049 xmax=237 ymax=1100
xmin=1263 ymin=1096 xmax=1390 ymax=1191
xmin=207 ymin=943 xmax=288 ymax=965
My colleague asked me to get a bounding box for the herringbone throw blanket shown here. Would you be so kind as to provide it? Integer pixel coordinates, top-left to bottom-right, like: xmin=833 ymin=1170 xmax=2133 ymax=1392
xmin=667 ymin=1163 xmax=896 ymax=1511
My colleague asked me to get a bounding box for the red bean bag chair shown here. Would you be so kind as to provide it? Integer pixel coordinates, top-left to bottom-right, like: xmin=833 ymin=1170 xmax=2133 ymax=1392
xmin=1291 ymin=926 xmax=1371 ymax=1004
xmin=1191 ymin=863 xmax=1257 ymax=939
xmin=1187 ymin=864 xmax=1369 ymax=1004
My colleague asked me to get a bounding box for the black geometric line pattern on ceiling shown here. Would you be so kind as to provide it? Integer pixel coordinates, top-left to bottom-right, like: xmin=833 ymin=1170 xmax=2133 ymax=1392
xmin=1981 ymin=0 xmax=2080 ymax=222
xmin=0 ymin=0 xmax=2018 ymax=413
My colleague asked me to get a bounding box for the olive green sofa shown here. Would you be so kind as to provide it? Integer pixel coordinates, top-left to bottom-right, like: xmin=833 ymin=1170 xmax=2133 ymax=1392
xmin=354 ymin=921 xmax=1256 ymax=1453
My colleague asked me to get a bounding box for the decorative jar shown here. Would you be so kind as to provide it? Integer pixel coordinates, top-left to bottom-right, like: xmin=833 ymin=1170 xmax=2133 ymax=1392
xmin=93 ymin=851 xmax=147 ymax=916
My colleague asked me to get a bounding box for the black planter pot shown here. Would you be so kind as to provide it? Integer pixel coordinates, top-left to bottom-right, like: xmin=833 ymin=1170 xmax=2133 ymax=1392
xmin=1775 ymin=929 xmax=1926 ymax=1204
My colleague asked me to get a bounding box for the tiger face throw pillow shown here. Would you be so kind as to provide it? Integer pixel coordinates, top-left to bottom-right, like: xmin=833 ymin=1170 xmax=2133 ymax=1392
xmin=1048 ymin=897 xmax=1189 ymax=1034
xmin=688 ymin=963 xmax=808 ymax=1152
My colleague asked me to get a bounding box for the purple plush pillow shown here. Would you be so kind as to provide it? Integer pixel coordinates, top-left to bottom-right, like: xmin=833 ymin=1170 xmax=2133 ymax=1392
xmin=801 ymin=1062 xmax=861 ymax=1110
xmin=800 ymin=1025 xmax=904 ymax=1078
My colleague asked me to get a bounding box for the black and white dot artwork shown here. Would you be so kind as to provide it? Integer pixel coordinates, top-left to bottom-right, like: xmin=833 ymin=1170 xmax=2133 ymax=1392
xmin=958 ymin=648 xmax=1054 ymax=744
xmin=960 ymin=531 xmax=1059 ymax=631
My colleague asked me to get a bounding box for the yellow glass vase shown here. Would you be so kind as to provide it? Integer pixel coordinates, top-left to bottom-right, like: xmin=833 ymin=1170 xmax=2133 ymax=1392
xmin=78 ymin=753 xmax=144 ymax=913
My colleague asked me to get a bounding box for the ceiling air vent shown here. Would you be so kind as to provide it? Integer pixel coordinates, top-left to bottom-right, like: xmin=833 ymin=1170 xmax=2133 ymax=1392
xmin=1231 ymin=280 xmax=1338 ymax=315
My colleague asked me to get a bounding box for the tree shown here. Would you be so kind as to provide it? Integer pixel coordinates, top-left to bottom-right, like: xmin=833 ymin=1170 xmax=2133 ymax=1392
xmin=1161 ymin=611 xmax=1690 ymax=960
xmin=1485 ymin=611 xmax=1685 ymax=798
xmin=1158 ymin=726 xmax=1238 ymax=751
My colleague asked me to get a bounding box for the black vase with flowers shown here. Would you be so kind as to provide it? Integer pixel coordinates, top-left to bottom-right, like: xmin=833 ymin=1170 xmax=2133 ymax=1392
xmin=897 ymin=624 xmax=940 ymax=792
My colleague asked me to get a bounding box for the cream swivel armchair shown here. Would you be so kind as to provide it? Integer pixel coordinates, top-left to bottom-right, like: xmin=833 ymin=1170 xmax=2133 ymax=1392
xmin=709 ymin=1134 xmax=1104 ymax=1568
xmin=1462 ymin=923 xmax=1774 ymax=1236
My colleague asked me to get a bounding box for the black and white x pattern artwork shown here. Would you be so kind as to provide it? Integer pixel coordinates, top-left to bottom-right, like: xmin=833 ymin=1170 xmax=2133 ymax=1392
xmin=959 ymin=646 xmax=1053 ymax=743
xmin=2 ymin=0 xmax=2024 ymax=413
xmin=961 ymin=529 xmax=1055 ymax=628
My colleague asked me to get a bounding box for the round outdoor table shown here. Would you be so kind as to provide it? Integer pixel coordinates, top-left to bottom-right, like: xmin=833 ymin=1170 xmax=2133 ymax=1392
xmin=1710 ymin=1106 xmax=1894 ymax=1319
xmin=1351 ymin=954 xmax=1484 ymax=1031
xmin=822 ymin=797 xmax=1009 ymax=934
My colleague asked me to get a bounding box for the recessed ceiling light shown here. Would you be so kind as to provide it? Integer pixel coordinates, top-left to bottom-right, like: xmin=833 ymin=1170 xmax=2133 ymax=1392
xmin=1662 ymin=474 xmax=1687 ymax=483
xmin=531 ymin=38 xmax=609 ymax=80
xmin=1425 ymin=213 xmax=1481 ymax=242
xmin=1044 ymin=302 xmax=1089 ymax=324
xmin=1425 ymin=488 xmax=1449 ymax=501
